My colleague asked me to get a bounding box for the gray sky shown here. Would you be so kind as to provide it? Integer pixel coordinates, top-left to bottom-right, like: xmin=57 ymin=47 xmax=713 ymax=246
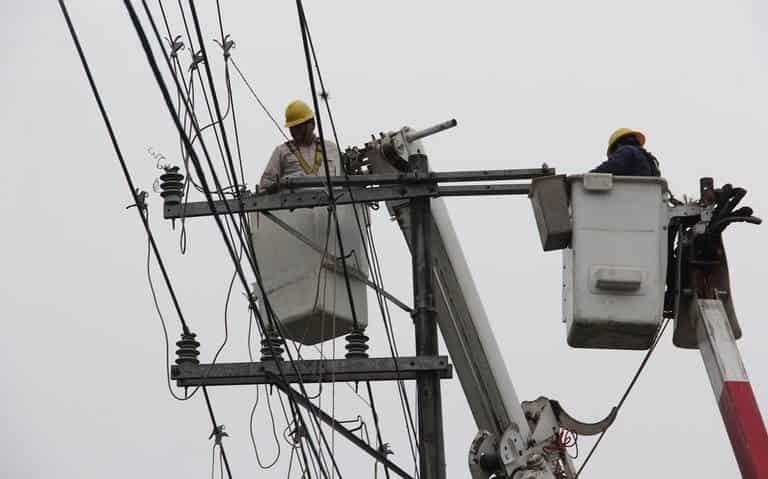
xmin=2 ymin=1 xmax=767 ymax=478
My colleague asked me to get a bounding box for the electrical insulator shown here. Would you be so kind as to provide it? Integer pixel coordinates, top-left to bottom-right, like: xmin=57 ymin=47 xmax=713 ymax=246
xmin=159 ymin=166 xmax=185 ymax=206
xmin=344 ymin=329 xmax=370 ymax=359
xmin=175 ymin=331 xmax=200 ymax=366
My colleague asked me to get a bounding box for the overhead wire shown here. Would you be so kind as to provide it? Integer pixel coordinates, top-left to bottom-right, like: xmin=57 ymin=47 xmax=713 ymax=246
xmin=146 ymin=234 xmax=189 ymax=401
xmin=151 ymin=5 xmax=244 ymax=389
xmin=158 ymin=0 xmax=239 ymax=253
xmin=229 ymin=58 xmax=290 ymax=142
xmin=68 ymin=1 xmax=339 ymax=477
xmin=151 ymin=0 xmax=325 ymax=465
xmin=60 ymin=0 xmax=192 ymax=338
xmin=137 ymin=3 xmax=417 ymax=476
xmin=293 ymin=2 xmax=419 ymax=473
xmin=203 ymin=1 xmax=340 ymax=471
xmin=60 ymin=3 xmax=233 ymax=478
xmin=294 ymin=0 xmax=361 ymax=338
xmin=134 ymin=3 xmax=348 ymax=476
xmin=174 ymin=0 xmax=234 ymax=189
xmin=203 ymin=387 xmax=233 ymax=478
xmin=575 ymin=317 xmax=671 ymax=478
xmin=247 ymin=305 xmax=284 ymax=470
xmin=186 ymin=0 xmax=241 ymax=195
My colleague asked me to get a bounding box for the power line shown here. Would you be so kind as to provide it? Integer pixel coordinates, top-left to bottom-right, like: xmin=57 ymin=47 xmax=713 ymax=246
xmin=229 ymin=58 xmax=289 ymax=142
xmin=189 ymin=4 xmax=345 ymax=473
xmin=132 ymin=4 xmax=346 ymax=476
xmin=59 ymin=0 xmax=192 ymax=337
xmin=146 ymin=235 xmax=189 ymax=401
xmin=295 ymin=0 xmax=361 ymax=334
xmin=292 ymin=4 xmax=419 ymax=472
xmin=187 ymin=0 xmax=241 ymax=195
xmin=61 ymin=3 xmax=233 ymax=478
xmin=575 ymin=318 xmax=671 ymax=478
xmin=291 ymin=6 xmax=406 ymax=469
xmin=203 ymin=387 xmax=233 ymax=478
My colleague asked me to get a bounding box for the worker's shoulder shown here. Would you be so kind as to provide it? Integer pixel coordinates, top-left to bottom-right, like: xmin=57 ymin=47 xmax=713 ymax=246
xmin=273 ymin=141 xmax=293 ymax=156
xmin=611 ymin=144 xmax=646 ymax=160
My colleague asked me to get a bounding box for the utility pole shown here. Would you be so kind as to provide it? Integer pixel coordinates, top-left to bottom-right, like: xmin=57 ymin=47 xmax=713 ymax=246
xmin=409 ymin=153 xmax=446 ymax=479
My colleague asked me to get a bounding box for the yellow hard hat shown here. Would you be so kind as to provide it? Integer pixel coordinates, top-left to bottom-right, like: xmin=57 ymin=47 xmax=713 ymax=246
xmin=284 ymin=100 xmax=314 ymax=128
xmin=607 ymin=128 xmax=645 ymax=153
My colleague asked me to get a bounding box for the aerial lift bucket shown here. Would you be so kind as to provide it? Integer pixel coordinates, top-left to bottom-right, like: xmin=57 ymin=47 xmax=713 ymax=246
xmin=248 ymin=204 xmax=369 ymax=345
xmin=531 ymin=173 xmax=670 ymax=349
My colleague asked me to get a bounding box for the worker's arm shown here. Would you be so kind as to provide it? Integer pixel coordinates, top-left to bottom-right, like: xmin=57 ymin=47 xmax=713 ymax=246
xmin=259 ymin=147 xmax=283 ymax=193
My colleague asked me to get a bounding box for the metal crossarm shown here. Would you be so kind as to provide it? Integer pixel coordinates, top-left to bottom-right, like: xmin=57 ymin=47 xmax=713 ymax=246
xmin=171 ymin=356 xmax=453 ymax=386
xmin=163 ymin=168 xmax=553 ymax=219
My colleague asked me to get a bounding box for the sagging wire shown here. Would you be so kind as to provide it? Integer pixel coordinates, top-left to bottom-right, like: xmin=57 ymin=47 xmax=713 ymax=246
xmin=60 ymin=0 xmax=192 ymax=338
xmin=61 ymin=4 xmax=233 ymax=478
xmin=186 ymin=0 xmax=240 ymax=195
xmin=170 ymin=0 xmax=234 ymax=190
xmin=199 ymin=3 xmax=353 ymax=473
xmin=209 ymin=239 xmax=241 ymax=366
xmin=249 ymin=384 xmax=283 ymax=469
xmin=146 ymin=231 xmax=192 ymax=401
xmin=157 ymin=0 xmax=223 ymax=255
xmin=149 ymin=2 xmax=250 ymax=269
xmin=292 ymin=4 xmax=419 ymax=475
xmin=152 ymin=2 xmax=402 ymax=476
xmin=229 ymin=58 xmax=290 ymax=142
xmin=136 ymin=4 xmax=346 ymax=477
xmin=294 ymin=0 xmax=362 ymax=341
xmin=364 ymin=213 xmax=420 ymax=470
xmin=575 ymin=318 xmax=671 ymax=478
xmin=294 ymin=4 xmax=416 ymax=476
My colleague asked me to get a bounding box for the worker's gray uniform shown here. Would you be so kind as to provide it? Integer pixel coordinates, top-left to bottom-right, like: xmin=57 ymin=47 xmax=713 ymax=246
xmin=259 ymin=138 xmax=339 ymax=192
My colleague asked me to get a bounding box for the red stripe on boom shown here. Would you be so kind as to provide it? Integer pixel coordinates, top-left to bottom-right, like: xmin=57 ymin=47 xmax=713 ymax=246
xmin=719 ymin=381 xmax=768 ymax=479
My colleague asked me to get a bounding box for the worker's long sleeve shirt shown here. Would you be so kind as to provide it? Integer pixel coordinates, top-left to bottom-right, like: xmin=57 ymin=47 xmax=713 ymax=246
xmin=260 ymin=138 xmax=339 ymax=192
xmin=590 ymin=145 xmax=660 ymax=177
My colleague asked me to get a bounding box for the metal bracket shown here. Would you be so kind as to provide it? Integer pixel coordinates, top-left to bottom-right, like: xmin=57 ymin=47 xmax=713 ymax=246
xmin=549 ymin=399 xmax=616 ymax=436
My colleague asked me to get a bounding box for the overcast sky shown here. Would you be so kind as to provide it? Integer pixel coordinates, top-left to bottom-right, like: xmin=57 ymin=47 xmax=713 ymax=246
xmin=2 ymin=1 xmax=767 ymax=478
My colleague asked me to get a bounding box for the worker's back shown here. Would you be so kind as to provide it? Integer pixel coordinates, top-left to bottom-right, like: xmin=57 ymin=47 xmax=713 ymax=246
xmin=591 ymin=144 xmax=661 ymax=177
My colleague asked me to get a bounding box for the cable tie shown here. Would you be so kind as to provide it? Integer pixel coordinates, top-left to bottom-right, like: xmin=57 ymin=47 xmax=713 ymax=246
xmin=213 ymin=34 xmax=235 ymax=60
xmin=379 ymin=443 xmax=394 ymax=456
xmin=189 ymin=50 xmax=205 ymax=72
xmin=166 ymin=35 xmax=185 ymax=59
xmin=126 ymin=189 xmax=149 ymax=212
xmin=209 ymin=424 xmax=229 ymax=446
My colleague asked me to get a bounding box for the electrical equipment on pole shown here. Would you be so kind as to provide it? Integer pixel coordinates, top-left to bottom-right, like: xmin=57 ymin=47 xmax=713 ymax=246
xmin=161 ymin=117 xmax=768 ymax=477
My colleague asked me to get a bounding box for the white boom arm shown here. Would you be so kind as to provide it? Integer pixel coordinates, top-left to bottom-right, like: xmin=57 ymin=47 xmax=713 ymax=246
xmin=365 ymin=125 xmax=598 ymax=478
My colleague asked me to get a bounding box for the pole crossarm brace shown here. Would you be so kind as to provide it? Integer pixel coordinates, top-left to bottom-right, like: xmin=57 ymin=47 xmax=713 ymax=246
xmin=171 ymin=356 xmax=453 ymax=387
xmin=163 ymin=167 xmax=555 ymax=219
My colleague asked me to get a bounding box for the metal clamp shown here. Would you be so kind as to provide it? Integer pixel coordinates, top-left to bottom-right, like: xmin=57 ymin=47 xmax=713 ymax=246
xmin=214 ymin=34 xmax=235 ymax=59
xmin=167 ymin=34 xmax=184 ymax=59
xmin=208 ymin=424 xmax=229 ymax=446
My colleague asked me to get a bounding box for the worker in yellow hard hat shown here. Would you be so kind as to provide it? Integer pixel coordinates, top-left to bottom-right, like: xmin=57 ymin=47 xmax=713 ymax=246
xmin=591 ymin=128 xmax=661 ymax=176
xmin=259 ymin=100 xmax=339 ymax=192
